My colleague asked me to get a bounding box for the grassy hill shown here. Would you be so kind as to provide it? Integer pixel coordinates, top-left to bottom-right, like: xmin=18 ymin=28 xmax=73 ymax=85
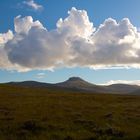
xmin=6 ymin=77 xmax=140 ymax=94
xmin=0 ymin=84 xmax=140 ymax=140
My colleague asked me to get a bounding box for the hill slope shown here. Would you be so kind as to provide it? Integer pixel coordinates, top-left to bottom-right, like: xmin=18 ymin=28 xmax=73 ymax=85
xmin=54 ymin=77 xmax=108 ymax=93
xmin=4 ymin=77 xmax=140 ymax=94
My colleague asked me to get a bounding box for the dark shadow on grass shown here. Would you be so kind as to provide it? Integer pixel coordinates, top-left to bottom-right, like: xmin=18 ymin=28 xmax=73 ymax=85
xmin=19 ymin=120 xmax=46 ymax=135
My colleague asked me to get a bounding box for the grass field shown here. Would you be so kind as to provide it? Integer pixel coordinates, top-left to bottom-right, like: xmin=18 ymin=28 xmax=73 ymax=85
xmin=0 ymin=84 xmax=140 ymax=140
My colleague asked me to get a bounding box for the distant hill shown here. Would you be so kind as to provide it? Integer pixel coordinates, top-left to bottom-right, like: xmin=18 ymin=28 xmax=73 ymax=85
xmin=3 ymin=77 xmax=140 ymax=95
xmin=54 ymin=77 xmax=107 ymax=93
xmin=106 ymin=84 xmax=140 ymax=94
xmin=7 ymin=81 xmax=52 ymax=88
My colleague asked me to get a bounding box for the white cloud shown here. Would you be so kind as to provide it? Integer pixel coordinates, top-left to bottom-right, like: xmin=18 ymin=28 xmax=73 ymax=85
xmin=101 ymin=80 xmax=140 ymax=86
xmin=1 ymin=7 xmax=140 ymax=72
xmin=36 ymin=72 xmax=46 ymax=79
xmin=14 ymin=15 xmax=44 ymax=34
xmin=37 ymin=73 xmax=45 ymax=76
xmin=23 ymin=0 xmax=43 ymax=11
xmin=0 ymin=30 xmax=20 ymax=71
xmin=57 ymin=7 xmax=94 ymax=38
xmin=0 ymin=30 xmax=13 ymax=45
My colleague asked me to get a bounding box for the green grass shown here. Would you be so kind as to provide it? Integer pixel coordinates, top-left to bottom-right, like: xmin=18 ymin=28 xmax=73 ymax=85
xmin=0 ymin=84 xmax=140 ymax=140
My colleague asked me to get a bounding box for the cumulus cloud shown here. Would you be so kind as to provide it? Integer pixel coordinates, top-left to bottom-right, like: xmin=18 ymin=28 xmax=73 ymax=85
xmin=0 ymin=30 xmax=13 ymax=45
xmin=1 ymin=7 xmax=140 ymax=71
xmin=0 ymin=30 xmax=15 ymax=70
xmin=23 ymin=0 xmax=43 ymax=11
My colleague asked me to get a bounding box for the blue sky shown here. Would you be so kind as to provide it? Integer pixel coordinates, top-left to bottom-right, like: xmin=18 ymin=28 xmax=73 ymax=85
xmin=1 ymin=0 xmax=140 ymax=84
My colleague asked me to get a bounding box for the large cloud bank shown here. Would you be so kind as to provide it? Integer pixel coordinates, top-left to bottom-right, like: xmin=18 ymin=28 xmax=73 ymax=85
xmin=1 ymin=7 xmax=140 ymax=71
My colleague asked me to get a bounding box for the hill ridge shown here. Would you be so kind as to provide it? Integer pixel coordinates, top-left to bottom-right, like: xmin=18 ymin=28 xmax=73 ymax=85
xmin=2 ymin=77 xmax=140 ymax=95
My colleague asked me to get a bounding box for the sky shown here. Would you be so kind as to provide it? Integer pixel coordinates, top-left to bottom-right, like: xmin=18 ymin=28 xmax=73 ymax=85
xmin=1 ymin=0 xmax=140 ymax=85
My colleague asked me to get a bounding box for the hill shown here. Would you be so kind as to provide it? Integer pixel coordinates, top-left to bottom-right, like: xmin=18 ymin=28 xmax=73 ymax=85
xmin=4 ymin=77 xmax=140 ymax=95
